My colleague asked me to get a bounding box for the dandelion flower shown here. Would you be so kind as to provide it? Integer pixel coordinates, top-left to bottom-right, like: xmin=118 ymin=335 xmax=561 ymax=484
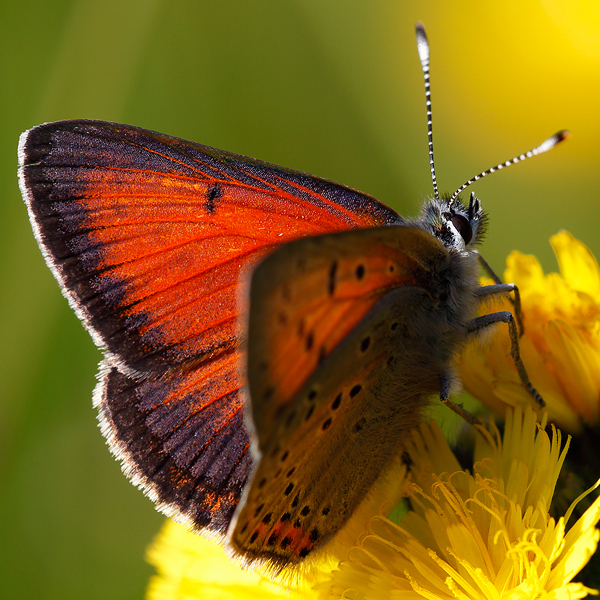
xmin=322 ymin=406 xmax=600 ymax=599
xmin=459 ymin=231 xmax=600 ymax=432
xmin=145 ymin=521 xmax=314 ymax=600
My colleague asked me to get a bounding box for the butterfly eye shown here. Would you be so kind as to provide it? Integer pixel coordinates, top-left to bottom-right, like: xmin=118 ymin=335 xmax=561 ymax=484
xmin=451 ymin=214 xmax=473 ymax=245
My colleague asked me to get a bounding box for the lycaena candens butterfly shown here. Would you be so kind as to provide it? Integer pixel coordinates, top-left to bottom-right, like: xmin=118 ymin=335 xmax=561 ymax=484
xmin=18 ymin=23 xmax=567 ymax=570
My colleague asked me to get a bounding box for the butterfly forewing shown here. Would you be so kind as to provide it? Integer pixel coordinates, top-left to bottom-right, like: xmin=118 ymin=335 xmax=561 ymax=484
xmin=19 ymin=121 xmax=400 ymax=373
xmin=232 ymin=226 xmax=453 ymax=566
xmin=18 ymin=120 xmax=402 ymax=533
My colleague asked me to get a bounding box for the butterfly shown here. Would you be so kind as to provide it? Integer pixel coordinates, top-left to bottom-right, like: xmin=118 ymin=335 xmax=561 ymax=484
xmin=18 ymin=24 xmax=566 ymax=571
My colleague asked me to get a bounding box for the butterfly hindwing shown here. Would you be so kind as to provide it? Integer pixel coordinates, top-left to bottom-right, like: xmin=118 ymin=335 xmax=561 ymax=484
xmin=97 ymin=359 xmax=250 ymax=532
xmin=18 ymin=120 xmax=402 ymax=532
xmin=231 ymin=226 xmax=454 ymax=567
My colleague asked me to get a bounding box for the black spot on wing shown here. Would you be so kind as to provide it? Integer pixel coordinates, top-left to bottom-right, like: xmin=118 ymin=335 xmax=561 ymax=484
xmin=206 ymin=184 xmax=222 ymax=214
xmin=328 ymin=261 xmax=338 ymax=295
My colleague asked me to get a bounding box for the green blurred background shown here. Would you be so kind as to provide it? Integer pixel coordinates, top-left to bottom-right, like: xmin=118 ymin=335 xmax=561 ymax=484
xmin=1 ymin=1 xmax=599 ymax=598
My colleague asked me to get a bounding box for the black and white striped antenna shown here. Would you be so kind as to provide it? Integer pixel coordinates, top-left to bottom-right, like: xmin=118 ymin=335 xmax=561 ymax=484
xmin=448 ymin=131 xmax=570 ymax=204
xmin=415 ymin=23 xmax=570 ymax=204
xmin=415 ymin=23 xmax=438 ymax=200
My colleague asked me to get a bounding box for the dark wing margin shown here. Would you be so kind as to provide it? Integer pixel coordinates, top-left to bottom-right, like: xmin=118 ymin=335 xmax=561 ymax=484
xmin=95 ymin=348 xmax=252 ymax=533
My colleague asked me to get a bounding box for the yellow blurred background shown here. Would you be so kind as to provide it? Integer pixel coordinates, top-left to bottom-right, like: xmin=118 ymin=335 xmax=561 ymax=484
xmin=1 ymin=1 xmax=598 ymax=597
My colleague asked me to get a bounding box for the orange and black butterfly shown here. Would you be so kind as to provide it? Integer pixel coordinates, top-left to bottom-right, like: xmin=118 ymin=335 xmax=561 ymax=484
xmin=18 ymin=24 xmax=565 ymax=570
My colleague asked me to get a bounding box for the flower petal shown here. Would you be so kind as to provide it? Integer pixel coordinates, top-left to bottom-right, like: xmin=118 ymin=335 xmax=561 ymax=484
xmin=551 ymin=231 xmax=600 ymax=297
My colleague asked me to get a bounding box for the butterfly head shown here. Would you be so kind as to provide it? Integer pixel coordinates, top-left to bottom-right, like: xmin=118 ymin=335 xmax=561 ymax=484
xmin=419 ymin=191 xmax=488 ymax=253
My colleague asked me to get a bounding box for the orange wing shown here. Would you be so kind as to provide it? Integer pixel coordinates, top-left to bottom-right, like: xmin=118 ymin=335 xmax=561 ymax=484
xmin=19 ymin=120 xmax=401 ymax=532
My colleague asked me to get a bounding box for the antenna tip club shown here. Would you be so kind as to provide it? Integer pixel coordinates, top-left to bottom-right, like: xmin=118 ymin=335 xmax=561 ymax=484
xmin=536 ymin=130 xmax=571 ymax=154
xmin=415 ymin=22 xmax=429 ymax=62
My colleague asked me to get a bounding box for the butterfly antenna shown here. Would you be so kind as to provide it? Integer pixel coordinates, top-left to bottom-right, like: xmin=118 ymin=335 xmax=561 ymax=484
xmin=416 ymin=23 xmax=439 ymax=201
xmin=449 ymin=130 xmax=570 ymax=204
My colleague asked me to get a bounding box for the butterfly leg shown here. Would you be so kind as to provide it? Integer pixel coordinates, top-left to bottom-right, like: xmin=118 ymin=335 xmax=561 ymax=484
xmin=439 ymin=373 xmax=478 ymax=425
xmin=476 ymin=253 xmax=525 ymax=335
xmin=466 ymin=311 xmax=545 ymax=407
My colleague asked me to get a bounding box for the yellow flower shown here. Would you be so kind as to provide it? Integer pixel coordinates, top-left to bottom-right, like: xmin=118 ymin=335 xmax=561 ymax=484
xmin=322 ymin=407 xmax=600 ymax=599
xmin=459 ymin=231 xmax=600 ymax=432
xmin=145 ymin=407 xmax=600 ymax=599
xmin=145 ymin=521 xmax=311 ymax=600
